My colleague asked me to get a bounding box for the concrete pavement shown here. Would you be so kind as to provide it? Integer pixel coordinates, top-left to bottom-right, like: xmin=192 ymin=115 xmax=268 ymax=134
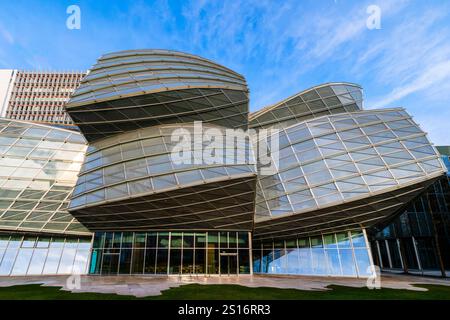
xmin=0 ymin=273 xmax=449 ymax=298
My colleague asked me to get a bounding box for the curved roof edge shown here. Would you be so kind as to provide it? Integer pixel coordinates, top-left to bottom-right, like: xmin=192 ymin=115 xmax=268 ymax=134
xmin=0 ymin=117 xmax=85 ymax=135
xmin=66 ymin=49 xmax=248 ymax=109
xmin=98 ymin=49 xmax=246 ymax=80
xmin=250 ymin=82 xmax=363 ymax=120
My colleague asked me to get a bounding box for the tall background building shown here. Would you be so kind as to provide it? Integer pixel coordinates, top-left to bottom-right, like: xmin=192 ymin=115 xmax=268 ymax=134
xmin=0 ymin=70 xmax=85 ymax=127
xmin=0 ymin=70 xmax=91 ymax=276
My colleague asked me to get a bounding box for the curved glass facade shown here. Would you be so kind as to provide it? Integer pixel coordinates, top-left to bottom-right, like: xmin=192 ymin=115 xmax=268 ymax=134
xmin=69 ymin=49 xmax=247 ymax=108
xmin=63 ymin=50 xmax=450 ymax=278
xmin=253 ymin=108 xmax=446 ymax=239
xmin=250 ymin=83 xmax=363 ymax=130
xmin=0 ymin=51 xmax=447 ymax=278
xmin=66 ymin=50 xmax=249 ymax=142
xmin=70 ymin=123 xmax=255 ymax=210
xmin=0 ymin=119 xmax=90 ymax=235
xmin=66 ymin=50 xmax=257 ymax=232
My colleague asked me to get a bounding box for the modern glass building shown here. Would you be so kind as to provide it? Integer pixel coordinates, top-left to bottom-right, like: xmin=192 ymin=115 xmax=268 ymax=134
xmin=368 ymin=147 xmax=450 ymax=277
xmin=249 ymin=83 xmax=447 ymax=277
xmin=369 ymin=175 xmax=450 ymax=277
xmin=64 ymin=49 xmax=256 ymax=275
xmin=0 ymin=119 xmax=88 ymax=234
xmin=0 ymin=119 xmax=92 ymax=275
xmin=0 ymin=49 xmax=447 ymax=277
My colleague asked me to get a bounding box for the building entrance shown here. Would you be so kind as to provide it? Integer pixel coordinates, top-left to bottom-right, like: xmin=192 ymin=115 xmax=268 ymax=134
xmin=90 ymin=231 xmax=251 ymax=275
xmin=220 ymin=251 xmax=238 ymax=275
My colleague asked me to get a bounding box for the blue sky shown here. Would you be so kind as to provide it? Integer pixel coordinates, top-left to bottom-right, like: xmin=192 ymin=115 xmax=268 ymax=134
xmin=0 ymin=0 xmax=449 ymax=144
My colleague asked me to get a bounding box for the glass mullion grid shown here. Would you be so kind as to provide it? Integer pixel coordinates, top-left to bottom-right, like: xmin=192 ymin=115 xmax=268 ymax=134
xmin=89 ymin=62 xmax=243 ymax=86
xmin=139 ymin=232 xmax=148 ymax=274
xmin=251 ymin=86 xmax=363 ymax=128
xmin=126 ymin=232 xmax=135 ymax=275
xmin=83 ymin=62 xmax=245 ymax=94
xmin=77 ymin=134 xmax=249 ymax=185
xmin=320 ymin=234 xmax=331 ymax=275
xmin=259 ymin=112 xmax=414 ymax=162
xmin=98 ymin=232 xmax=105 ymax=275
xmin=166 ymin=232 xmax=171 ymax=275
xmin=116 ymin=232 xmax=124 ymax=274
xmin=273 ymin=131 xmax=307 ymax=209
xmin=60 ymin=217 xmax=80 ymax=235
xmin=25 ymin=237 xmax=41 ymax=275
xmin=218 ymin=232 xmax=221 ymax=275
xmin=0 ymin=123 xmax=85 ymax=229
xmin=259 ymin=134 xmax=346 ymax=208
xmin=74 ymin=163 xmax=255 ymax=213
xmin=329 ymin=233 xmax=340 ymax=272
xmin=0 ymin=236 xmax=12 ymax=265
xmin=0 ymin=236 xmax=89 ymax=276
xmin=0 ymin=235 xmax=23 ymax=276
xmin=271 ymin=121 xmax=418 ymax=178
xmin=373 ymin=139 xmax=424 ymax=184
xmin=72 ymin=87 xmax=246 ymax=127
xmin=415 ymin=155 xmax=444 ymax=174
xmin=284 ymin=111 xmax=411 ymax=147
xmin=307 ymin=137 xmax=342 ymax=205
xmin=258 ymin=230 xmax=372 ymax=277
xmin=194 ymin=232 xmax=199 ymax=275
xmin=17 ymin=187 xmax=67 ymax=231
xmin=93 ymin=231 xmax=251 ymax=276
xmin=63 ymin=238 xmax=79 ymax=274
xmin=22 ymin=237 xmax=44 ymax=275
xmin=153 ymin=232 xmax=159 ymax=274
xmin=205 ymin=231 xmax=209 ymax=274
xmin=99 ymin=185 xmax=251 ymax=220
xmin=73 ymin=190 xmax=254 ymax=230
xmin=330 ymin=119 xmax=430 ymax=188
xmin=346 ymin=231 xmax=361 ymax=276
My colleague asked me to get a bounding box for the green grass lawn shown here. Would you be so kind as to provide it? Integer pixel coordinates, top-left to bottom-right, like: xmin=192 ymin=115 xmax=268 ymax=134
xmin=0 ymin=283 xmax=449 ymax=300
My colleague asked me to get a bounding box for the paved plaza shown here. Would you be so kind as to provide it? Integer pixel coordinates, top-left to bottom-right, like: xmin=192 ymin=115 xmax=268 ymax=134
xmin=0 ymin=274 xmax=449 ymax=298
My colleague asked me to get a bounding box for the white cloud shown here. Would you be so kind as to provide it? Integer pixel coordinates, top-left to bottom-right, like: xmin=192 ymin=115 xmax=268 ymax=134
xmin=0 ymin=25 xmax=14 ymax=44
xmin=360 ymin=5 xmax=450 ymax=108
xmin=373 ymin=60 xmax=450 ymax=108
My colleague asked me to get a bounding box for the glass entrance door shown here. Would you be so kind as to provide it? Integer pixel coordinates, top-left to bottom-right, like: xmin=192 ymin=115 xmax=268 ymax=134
xmin=220 ymin=250 xmax=238 ymax=275
xmin=90 ymin=231 xmax=251 ymax=275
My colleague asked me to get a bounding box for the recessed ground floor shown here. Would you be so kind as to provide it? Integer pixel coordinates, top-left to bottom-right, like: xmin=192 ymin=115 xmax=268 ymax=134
xmin=1 ymin=226 xmax=448 ymax=279
xmin=89 ymin=229 xmax=372 ymax=278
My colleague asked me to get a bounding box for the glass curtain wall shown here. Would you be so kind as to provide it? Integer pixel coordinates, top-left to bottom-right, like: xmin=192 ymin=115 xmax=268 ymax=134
xmin=0 ymin=234 xmax=91 ymax=276
xmin=90 ymin=231 xmax=251 ymax=275
xmin=370 ymin=176 xmax=450 ymax=277
xmin=253 ymin=230 xmax=372 ymax=277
